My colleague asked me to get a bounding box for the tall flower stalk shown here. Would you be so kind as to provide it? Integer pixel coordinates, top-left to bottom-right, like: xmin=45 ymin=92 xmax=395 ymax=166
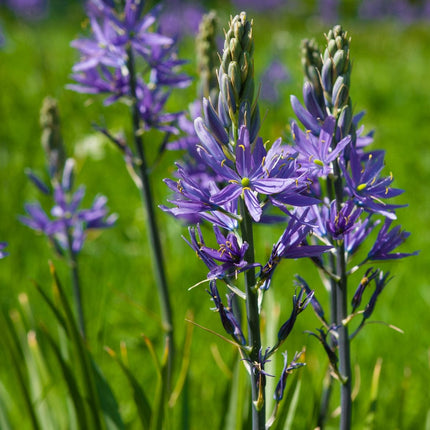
xmin=291 ymin=26 xmax=417 ymax=429
xmin=68 ymin=0 xmax=191 ymax=385
xmin=164 ymin=12 xmax=331 ymax=429
xmin=19 ymin=97 xmax=117 ymax=338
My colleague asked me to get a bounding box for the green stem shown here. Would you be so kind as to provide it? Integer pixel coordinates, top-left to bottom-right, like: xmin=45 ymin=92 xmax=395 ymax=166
xmin=239 ymin=199 xmax=265 ymax=430
xmin=333 ymin=162 xmax=352 ymax=430
xmin=126 ymin=46 xmax=174 ymax=386
xmin=66 ymin=229 xmax=85 ymax=340
xmin=317 ymin=176 xmax=337 ymax=430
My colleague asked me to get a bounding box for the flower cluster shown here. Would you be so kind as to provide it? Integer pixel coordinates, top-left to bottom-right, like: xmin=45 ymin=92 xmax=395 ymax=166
xmin=20 ymin=97 xmax=116 ymax=256
xmin=68 ymin=0 xmax=191 ymax=134
xmin=163 ymin=12 xmax=331 ymax=416
xmin=286 ymin=28 xmax=417 ymax=418
xmin=164 ymin=18 xmax=416 ymax=425
xmin=20 ymin=159 xmax=117 ymax=255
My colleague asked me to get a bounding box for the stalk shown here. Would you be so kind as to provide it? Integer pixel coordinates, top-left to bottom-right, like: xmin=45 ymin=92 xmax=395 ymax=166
xmin=318 ymin=177 xmax=337 ymax=429
xmin=239 ymin=199 xmax=265 ymax=430
xmin=333 ymin=161 xmax=352 ymax=430
xmin=126 ymin=46 xmax=174 ymax=385
xmin=66 ymin=229 xmax=85 ymax=339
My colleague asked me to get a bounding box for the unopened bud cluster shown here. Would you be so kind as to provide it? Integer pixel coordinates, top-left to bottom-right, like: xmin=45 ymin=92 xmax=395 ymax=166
xmin=196 ymin=11 xmax=219 ymax=102
xmin=218 ymin=12 xmax=257 ymax=132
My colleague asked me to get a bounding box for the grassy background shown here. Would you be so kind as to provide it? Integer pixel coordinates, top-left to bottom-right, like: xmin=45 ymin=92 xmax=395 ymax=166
xmin=1 ymin=1 xmax=429 ymax=429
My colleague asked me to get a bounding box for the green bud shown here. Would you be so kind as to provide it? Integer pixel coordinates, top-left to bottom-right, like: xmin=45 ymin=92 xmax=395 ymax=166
xmin=301 ymin=38 xmax=323 ymax=101
xmin=229 ymin=37 xmax=240 ymax=61
xmin=228 ymin=61 xmax=241 ymax=98
xmin=239 ymin=51 xmax=249 ymax=83
xmin=333 ymin=50 xmax=345 ymax=75
xmin=219 ymin=11 xmax=256 ymax=129
xmin=40 ymin=96 xmax=66 ymax=179
xmin=196 ymin=11 xmax=219 ymax=100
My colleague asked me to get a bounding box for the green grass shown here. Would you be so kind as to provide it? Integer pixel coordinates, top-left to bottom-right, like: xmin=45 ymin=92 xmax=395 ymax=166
xmin=1 ymin=3 xmax=429 ymax=429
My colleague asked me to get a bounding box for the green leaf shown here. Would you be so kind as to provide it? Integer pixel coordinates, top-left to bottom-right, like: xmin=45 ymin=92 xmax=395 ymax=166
xmin=48 ymin=262 xmax=104 ymax=430
xmin=220 ymin=357 xmax=250 ymax=430
xmin=42 ymin=327 xmax=88 ymax=429
xmin=364 ymin=358 xmax=383 ymax=430
xmin=92 ymin=359 xmax=125 ymax=430
xmin=105 ymin=347 xmax=152 ymax=429
xmin=0 ymin=382 xmax=13 ymax=430
xmin=0 ymin=309 xmax=41 ymax=430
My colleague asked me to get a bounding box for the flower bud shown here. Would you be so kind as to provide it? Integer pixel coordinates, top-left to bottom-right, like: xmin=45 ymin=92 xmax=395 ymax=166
xmin=40 ymin=96 xmax=66 ymax=180
xmin=196 ymin=11 xmax=219 ymax=100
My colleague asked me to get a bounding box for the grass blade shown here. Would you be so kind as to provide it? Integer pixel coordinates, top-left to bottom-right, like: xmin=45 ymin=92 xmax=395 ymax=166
xmin=0 ymin=310 xmax=41 ymax=430
xmin=364 ymin=357 xmax=383 ymax=430
xmin=41 ymin=326 xmax=88 ymax=429
xmin=105 ymin=347 xmax=152 ymax=429
xmin=48 ymin=262 xmax=104 ymax=430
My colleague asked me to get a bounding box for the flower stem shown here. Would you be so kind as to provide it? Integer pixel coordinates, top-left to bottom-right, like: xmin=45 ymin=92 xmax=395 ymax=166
xmin=126 ymin=47 xmax=174 ymax=385
xmin=317 ymin=176 xmax=338 ymax=429
xmin=239 ymin=199 xmax=265 ymax=430
xmin=333 ymin=163 xmax=352 ymax=430
xmin=66 ymin=229 xmax=86 ymax=339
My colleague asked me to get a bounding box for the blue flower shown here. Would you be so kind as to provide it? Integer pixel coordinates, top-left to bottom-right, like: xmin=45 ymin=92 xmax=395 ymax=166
xmin=207 ymin=280 xmax=246 ymax=345
xmin=367 ymin=219 xmax=419 ymax=261
xmin=292 ymin=116 xmax=351 ymax=178
xmin=258 ymin=210 xmax=332 ymax=289
xmin=326 ymin=200 xmax=362 ymax=240
xmin=207 ymin=126 xmax=297 ymax=222
xmin=183 ymin=224 xmax=250 ymax=279
xmin=20 ymin=161 xmax=117 ymax=255
xmin=341 ymin=148 xmax=405 ymax=219
xmin=274 ymin=351 xmax=305 ymax=402
xmin=0 ymin=242 xmax=8 ymax=259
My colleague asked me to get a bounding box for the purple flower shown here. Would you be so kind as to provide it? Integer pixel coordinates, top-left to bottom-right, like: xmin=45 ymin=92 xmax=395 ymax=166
xmin=351 ymin=267 xmax=379 ymax=312
xmin=207 ymin=126 xmax=297 ymax=222
xmin=341 ymin=148 xmax=405 ymax=219
xmin=0 ymin=242 xmax=8 ymax=259
xmin=344 ymin=215 xmax=380 ymax=256
xmin=363 ymin=270 xmax=392 ymax=320
xmin=326 ymin=200 xmax=363 ymax=240
xmin=161 ymin=165 xmax=239 ymax=229
xmin=277 ymin=288 xmax=314 ymax=343
xmin=258 ymin=210 xmax=332 ymax=289
xmin=69 ymin=0 xmax=190 ymax=118
xmin=292 ymin=116 xmax=351 ymax=178
xmin=183 ymin=224 xmax=250 ymax=279
xmin=367 ymin=219 xmax=419 ymax=261
xmin=274 ymin=351 xmax=305 ymax=402
xmin=136 ymin=82 xmax=181 ymax=133
xmin=295 ymin=275 xmax=326 ymax=322
xmin=207 ymin=280 xmax=246 ymax=345
xmin=68 ymin=66 xmax=130 ymax=104
xmin=20 ymin=162 xmax=117 ymax=255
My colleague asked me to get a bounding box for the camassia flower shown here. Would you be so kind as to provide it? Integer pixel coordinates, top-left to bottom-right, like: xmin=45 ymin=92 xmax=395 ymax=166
xmin=204 ymin=126 xmax=298 ymax=222
xmin=19 ymin=160 xmax=117 ymax=254
xmin=366 ymin=219 xmax=418 ymax=261
xmin=183 ymin=224 xmax=252 ymax=279
xmin=207 ymin=280 xmax=246 ymax=345
xmin=341 ymin=148 xmax=405 ymax=219
xmin=0 ymin=242 xmax=8 ymax=259
xmin=291 ymin=116 xmax=351 ymax=178
xmin=68 ymin=0 xmax=190 ymax=127
xmin=258 ymin=210 xmax=332 ymax=289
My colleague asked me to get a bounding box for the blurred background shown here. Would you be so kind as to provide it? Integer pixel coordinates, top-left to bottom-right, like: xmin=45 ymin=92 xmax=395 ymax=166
xmin=0 ymin=0 xmax=429 ymax=428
